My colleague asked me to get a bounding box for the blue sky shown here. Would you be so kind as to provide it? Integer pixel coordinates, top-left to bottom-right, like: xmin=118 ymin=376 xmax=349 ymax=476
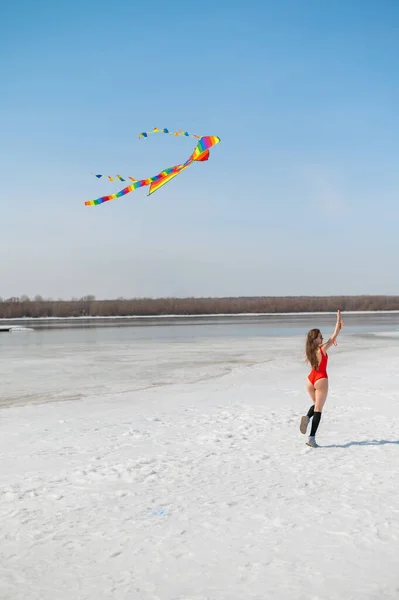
xmin=1 ymin=0 xmax=399 ymax=299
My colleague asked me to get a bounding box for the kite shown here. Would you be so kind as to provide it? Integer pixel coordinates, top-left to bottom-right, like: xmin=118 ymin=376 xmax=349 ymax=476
xmin=85 ymin=128 xmax=220 ymax=207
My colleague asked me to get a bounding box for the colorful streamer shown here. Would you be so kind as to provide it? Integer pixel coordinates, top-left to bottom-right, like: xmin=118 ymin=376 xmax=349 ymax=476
xmin=85 ymin=132 xmax=220 ymax=207
xmin=91 ymin=174 xmax=135 ymax=182
xmin=138 ymin=127 xmax=201 ymax=139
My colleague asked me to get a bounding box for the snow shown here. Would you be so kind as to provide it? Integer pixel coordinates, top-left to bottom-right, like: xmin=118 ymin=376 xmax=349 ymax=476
xmin=1 ymin=331 xmax=399 ymax=599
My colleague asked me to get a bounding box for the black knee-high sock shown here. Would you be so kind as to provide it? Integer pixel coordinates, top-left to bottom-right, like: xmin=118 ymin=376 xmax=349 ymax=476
xmin=310 ymin=412 xmax=322 ymax=437
xmin=307 ymin=405 xmax=315 ymax=419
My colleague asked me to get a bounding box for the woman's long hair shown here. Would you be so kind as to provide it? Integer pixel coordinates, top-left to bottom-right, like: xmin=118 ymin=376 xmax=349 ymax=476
xmin=306 ymin=329 xmax=321 ymax=370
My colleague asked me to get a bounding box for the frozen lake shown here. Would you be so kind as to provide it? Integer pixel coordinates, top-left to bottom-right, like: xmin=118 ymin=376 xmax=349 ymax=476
xmin=1 ymin=313 xmax=399 ymax=409
xmin=2 ymin=310 xmax=399 ymax=341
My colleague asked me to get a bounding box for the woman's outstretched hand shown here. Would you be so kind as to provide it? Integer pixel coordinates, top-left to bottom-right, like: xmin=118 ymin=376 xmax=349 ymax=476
xmin=337 ymin=310 xmax=344 ymax=330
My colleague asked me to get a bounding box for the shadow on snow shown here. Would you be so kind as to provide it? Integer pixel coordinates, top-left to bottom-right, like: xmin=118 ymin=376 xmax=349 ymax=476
xmin=321 ymin=439 xmax=399 ymax=449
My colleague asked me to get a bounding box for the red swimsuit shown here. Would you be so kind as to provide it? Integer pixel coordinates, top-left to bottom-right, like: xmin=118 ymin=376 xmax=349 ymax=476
xmin=308 ymin=347 xmax=328 ymax=385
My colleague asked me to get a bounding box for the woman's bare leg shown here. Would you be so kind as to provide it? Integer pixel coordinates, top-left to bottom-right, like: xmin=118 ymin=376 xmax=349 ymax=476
xmin=306 ymin=379 xmax=316 ymax=404
xmin=314 ymin=379 xmax=328 ymax=412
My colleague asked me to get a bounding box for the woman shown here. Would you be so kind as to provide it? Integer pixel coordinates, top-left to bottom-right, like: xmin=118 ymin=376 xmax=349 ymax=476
xmin=300 ymin=310 xmax=344 ymax=448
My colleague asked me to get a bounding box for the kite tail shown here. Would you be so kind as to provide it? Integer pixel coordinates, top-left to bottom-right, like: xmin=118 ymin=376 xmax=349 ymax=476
xmin=138 ymin=127 xmax=201 ymax=140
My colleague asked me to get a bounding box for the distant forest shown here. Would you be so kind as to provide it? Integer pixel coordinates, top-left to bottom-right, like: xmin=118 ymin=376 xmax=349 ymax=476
xmin=1 ymin=295 xmax=399 ymax=319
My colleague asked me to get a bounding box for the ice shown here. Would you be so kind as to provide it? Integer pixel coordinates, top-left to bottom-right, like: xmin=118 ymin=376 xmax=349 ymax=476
xmin=0 ymin=332 xmax=399 ymax=599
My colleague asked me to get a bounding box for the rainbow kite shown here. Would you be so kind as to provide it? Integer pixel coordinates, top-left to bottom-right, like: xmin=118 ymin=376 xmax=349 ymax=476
xmin=85 ymin=129 xmax=220 ymax=207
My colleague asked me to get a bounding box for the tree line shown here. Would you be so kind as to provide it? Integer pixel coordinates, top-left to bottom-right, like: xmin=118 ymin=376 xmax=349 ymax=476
xmin=1 ymin=295 xmax=399 ymax=318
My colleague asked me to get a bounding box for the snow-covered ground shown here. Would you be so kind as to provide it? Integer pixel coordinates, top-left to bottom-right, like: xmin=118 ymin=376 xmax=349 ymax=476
xmin=1 ymin=332 xmax=399 ymax=599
